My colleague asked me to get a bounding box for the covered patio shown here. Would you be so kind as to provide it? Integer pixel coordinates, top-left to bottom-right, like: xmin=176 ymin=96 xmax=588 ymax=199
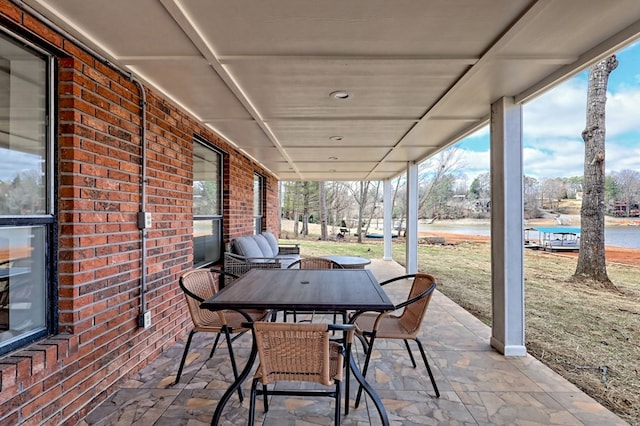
xmin=82 ymin=259 xmax=624 ymax=425
xmin=1 ymin=1 xmax=639 ymax=424
xmin=20 ymin=0 xmax=640 ymax=359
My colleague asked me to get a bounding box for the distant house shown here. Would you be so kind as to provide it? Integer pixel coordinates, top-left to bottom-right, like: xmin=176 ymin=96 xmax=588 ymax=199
xmin=610 ymin=201 xmax=640 ymax=217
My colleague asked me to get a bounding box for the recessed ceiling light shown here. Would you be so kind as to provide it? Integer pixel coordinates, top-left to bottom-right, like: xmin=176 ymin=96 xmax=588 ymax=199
xmin=328 ymin=156 xmax=338 ymax=160
xmin=329 ymin=136 xmax=343 ymax=141
xmin=330 ymin=90 xmax=350 ymax=100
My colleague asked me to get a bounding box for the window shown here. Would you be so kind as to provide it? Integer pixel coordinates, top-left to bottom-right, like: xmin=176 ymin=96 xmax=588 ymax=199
xmin=253 ymin=173 xmax=264 ymax=234
xmin=0 ymin=31 xmax=54 ymax=355
xmin=193 ymin=137 xmax=223 ymax=267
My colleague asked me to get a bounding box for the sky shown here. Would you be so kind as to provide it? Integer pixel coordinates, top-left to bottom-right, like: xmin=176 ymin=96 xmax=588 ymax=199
xmin=454 ymin=41 xmax=640 ymax=183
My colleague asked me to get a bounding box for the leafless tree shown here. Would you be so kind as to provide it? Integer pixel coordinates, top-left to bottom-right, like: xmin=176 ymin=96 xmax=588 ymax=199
xmin=363 ymin=181 xmax=381 ymax=235
xmin=331 ymin=182 xmax=352 ymax=224
xmin=286 ymin=182 xmax=302 ymax=235
xmin=391 ymin=175 xmax=406 ymax=233
xmin=541 ymin=178 xmax=566 ymax=210
xmin=418 ymin=147 xmax=463 ymax=218
xmin=523 ymin=176 xmax=540 ymax=217
xmin=574 ymin=55 xmax=617 ymax=289
xmin=354 ymin=181 xmax=370 ymax=243
xmin=319 ymin=181 xmax=328 ymax=240
xmin=300 ymin=182 xmax=311 ymax=236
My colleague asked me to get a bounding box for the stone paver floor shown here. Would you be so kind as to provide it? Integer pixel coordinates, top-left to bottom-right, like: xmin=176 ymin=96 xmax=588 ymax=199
xmin=81 ymin=260 xmax=626 ymax=426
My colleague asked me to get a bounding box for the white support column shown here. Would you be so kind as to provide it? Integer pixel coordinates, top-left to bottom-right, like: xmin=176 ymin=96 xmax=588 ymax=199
xmin=383 ymin=179 xmax=393 ymax=261
xmin=406 ymin=163 xmax=419 ymax=274
xmin=490 ymin=97 xmax=527 ymax=357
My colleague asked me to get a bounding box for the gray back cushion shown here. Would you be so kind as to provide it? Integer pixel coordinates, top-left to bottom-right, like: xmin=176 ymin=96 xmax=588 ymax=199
xmin=253 ymin=234 xmax=274 ymax=257
xmin=261 ymin=231 xmax=280 ymax=256
xmin=233 ymin=236 xmax=267 ymax=261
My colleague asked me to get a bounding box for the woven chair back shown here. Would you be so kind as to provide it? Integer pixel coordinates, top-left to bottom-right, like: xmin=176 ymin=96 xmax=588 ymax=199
xmin=398 ymin=274 xmax=436 ymax=336
xmin=253 ymin=322 xmax=333 ymax=386
xmin=288 ymin=257 xmax=343 ymax=269
xmin=179 ymin=269 xmax=224 ymax=328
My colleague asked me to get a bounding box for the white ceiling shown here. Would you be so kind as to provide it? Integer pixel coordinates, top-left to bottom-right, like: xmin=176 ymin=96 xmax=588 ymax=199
xmin=22 ymin=0 xmax=640 ymax=181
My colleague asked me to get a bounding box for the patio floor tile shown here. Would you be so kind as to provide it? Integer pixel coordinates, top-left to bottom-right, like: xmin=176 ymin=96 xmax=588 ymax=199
xmin=81 ymin=259 xmax=625 ymax=425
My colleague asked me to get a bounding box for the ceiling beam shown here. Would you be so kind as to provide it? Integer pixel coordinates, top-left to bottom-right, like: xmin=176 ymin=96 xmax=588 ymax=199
xmin=367 ymin=0 xmax=551 ymax=179
xmin=159 ymin=0 xmax=301 ymax=179
xmin=516 ymin=18 xmax=640 ymax=103
xmin=217 ymin=55 xmax=479 ymax=65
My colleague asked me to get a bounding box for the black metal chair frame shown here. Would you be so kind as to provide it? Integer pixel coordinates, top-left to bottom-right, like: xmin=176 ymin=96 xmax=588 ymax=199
xmin=351 ymin=273 xmax=440 ymax=407
xmin=284 ymin=257 xmax=346 ymax=324
xmin=245 ymin=322 xmax=355 ymax=425
xmin=174 ymin=268 xmax=248 ymax=400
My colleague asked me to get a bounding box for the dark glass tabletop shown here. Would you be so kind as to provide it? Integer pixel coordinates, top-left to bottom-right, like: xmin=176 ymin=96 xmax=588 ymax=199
xmin=201 ymin=268 xmax=392 ymax=312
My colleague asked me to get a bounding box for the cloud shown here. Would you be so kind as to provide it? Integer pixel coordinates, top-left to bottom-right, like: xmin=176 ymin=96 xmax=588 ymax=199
xmin=452 ymin=64 xmax=640 ymax=183
xmin=523 ymin=141 xmax=585 ymax=179
xmin=523 ymin=68 xmax=640 ymax=140
xmin=456 ymin=149 xmax=489 ymax=183
xmin=607 ymin=88 xmax=640 ymax=137
xmin=606 ymin=140 xmax=640 ymax=174
xmin=521 ymin=74 xmax=640 ymax=178
xmin=523 ymin=79 xmax=587 ymax=139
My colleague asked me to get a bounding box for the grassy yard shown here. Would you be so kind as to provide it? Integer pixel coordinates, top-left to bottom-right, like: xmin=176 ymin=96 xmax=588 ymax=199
xmin=285 ymin=237 xmax=640 ymax=425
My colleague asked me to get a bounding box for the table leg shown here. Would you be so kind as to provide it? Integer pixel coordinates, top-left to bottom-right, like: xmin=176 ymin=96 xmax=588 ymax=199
xmin=347 ymin=312 xmax=388 ymax=425
xmin=344 ymin=341 xmax=351 ymax=416
xmin=348 ymin=352 xmax=389 ymax=426
xmin=210 ymin=310 xmax=257 ymax=426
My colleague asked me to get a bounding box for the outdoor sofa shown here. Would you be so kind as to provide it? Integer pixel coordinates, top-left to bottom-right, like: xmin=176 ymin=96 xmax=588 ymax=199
xmin=224 ymin=232 xmax=300 ymax=283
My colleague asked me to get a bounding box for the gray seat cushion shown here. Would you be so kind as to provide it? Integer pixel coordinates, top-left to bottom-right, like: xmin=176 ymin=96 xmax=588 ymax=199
xmin=233 ymin=236 xmax=270 ymax=262
xmin=253 ymin=234 xmax=275 ymax=258
xmin=261 ymin=231 xmax=280 ymax=256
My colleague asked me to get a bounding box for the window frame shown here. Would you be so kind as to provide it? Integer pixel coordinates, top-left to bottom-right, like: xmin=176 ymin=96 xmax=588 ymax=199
xmin=0 ymin=28 xmax=57 ymax=356
xmin=192 ymin=135 xmax=224 ymax=268
xmin=253 ymin=173 xmax=265 ymax=234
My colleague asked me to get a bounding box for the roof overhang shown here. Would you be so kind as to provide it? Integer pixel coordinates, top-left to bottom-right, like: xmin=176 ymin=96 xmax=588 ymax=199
xmin=21 ymin=0 xmax=640 ymax=181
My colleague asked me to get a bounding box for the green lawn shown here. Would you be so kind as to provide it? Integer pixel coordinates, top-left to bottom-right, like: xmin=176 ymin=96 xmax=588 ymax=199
xmin=283 ymin=237 xmax=640 ymax=425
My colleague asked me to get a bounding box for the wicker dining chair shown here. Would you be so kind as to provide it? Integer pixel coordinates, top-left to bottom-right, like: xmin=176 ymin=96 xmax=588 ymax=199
xmin=351 ymin=273 xmax=440 ymax=407
xmin=284 ymin=257 xmax=345 ymax=323
xmin=247 ymin=321 xmax=355 ymax=425
xmin=174 ymin=268 xmax=269 ymax=400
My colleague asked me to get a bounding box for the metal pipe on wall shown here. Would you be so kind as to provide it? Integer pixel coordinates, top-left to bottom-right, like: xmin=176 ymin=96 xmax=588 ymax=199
xmin=12 ymin=0 xmax=151 ymax=327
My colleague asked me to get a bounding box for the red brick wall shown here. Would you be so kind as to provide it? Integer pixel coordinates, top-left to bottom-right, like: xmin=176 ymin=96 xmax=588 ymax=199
xmin=0 ymin=2 xmax=279 ymax=424
xmin=223 ymin=156 xmax=281 ymax=240
xmin=265 ymin=176 xmax=281 ymax=234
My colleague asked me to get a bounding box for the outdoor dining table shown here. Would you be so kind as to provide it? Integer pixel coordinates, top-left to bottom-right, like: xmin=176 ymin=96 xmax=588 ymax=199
xmin=200 ymin=267 xmax=394 ymax=426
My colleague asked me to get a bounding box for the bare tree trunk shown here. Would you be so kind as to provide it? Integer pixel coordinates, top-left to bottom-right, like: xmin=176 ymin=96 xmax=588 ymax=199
xmin=356 ymin=181 xmax=370 ymax=243
xmin=291 ymin=182 xmax=301 ymax=235
xmin=301 ymin=182 xmax=309 ymax=236
xmin=391 ymin=176 xmax=405 ymax=233
xmin=319 ymin=181 xmax=327 ymax=240
xmin=574 ymin=55 xmax=617 ymax=289
xmin=363 ymin=182 xmax=380 ymax=235
xmin=293 ymin=210 xmax=299 ymax=235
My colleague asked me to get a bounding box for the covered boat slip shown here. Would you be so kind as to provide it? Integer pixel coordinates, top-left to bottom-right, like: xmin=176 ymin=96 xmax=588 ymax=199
xmin=525 ymin=227 xmax=581 ymax=252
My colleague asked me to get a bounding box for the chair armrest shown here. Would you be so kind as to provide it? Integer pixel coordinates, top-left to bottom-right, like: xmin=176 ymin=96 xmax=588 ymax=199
xmin=224 ymin=252 xmax=281 ymax=281
xmin=277 ymin=244 xmax=300 ymax=255
xmin=378 ymin=273 xmax=419 ymax=286
xmin=328 ymin=323 xmax=356 ymax=332
xmin=224 ymin=252 xmax=282 ymax=264
xmin=393 ymin=281 xmax=437 ymax=310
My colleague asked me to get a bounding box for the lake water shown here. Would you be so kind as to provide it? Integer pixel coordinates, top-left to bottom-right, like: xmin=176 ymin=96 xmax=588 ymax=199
xmin=418 ymin=223 xmax=640 ymax=249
